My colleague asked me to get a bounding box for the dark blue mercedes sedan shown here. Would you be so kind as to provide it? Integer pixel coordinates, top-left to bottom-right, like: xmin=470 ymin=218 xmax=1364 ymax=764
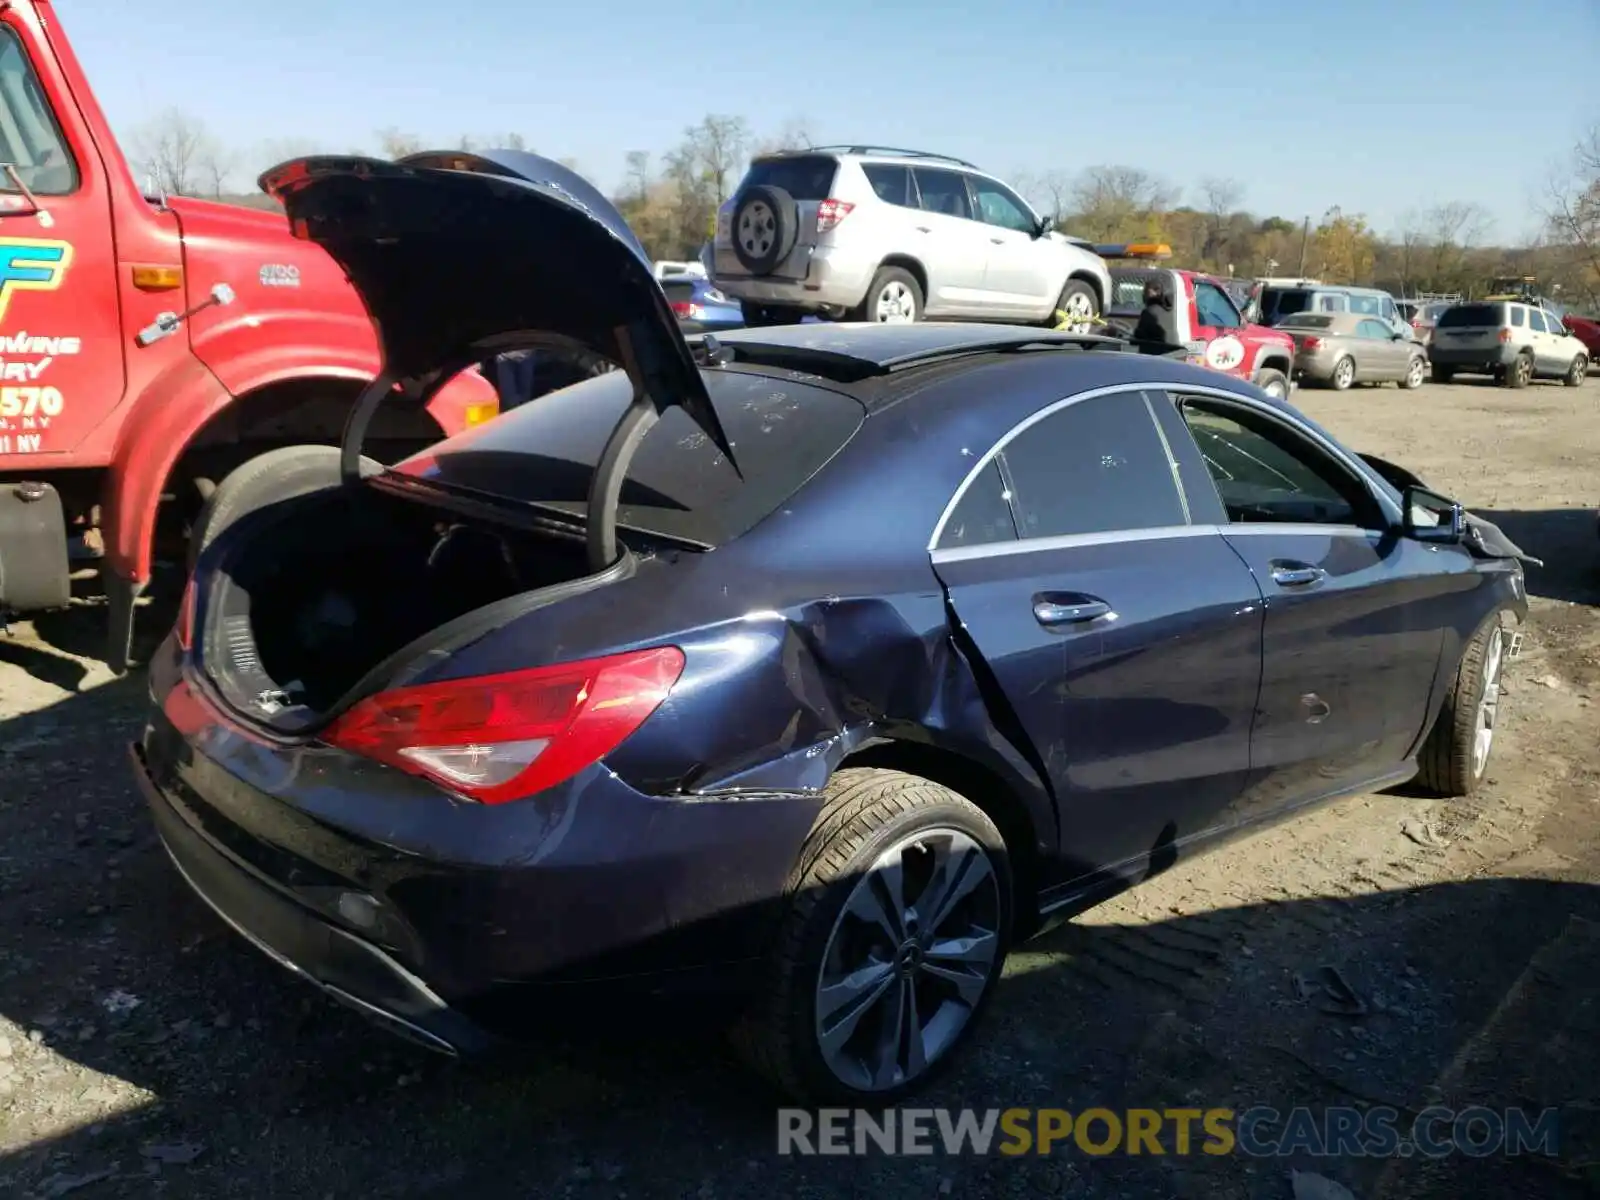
xmin=132 ymin=150 xmax=1534 ymax=1105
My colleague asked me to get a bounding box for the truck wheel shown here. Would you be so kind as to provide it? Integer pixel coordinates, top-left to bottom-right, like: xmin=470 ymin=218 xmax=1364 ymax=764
xmin=732 ymin=767 xmax=1012 ymax=1103
xmin=1252 ymin=368 xmax=1290 ymax=399
xmin=1416 ymin=612 xmax=1509 ymax=797
xmin=186 ymin=445 xmax=381 ymax=573
xmin=1501 ymin=351 xmax=1533 ymax=389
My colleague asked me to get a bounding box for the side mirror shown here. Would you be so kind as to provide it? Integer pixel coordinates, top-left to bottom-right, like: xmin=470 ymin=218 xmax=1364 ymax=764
xmin=1035 ymin=216 xmax=1053 ymax=238
xmin=1392 ymin=331 xmax=1407 ymax=340
xmin=1402 ymin=484 xmax=1466 ymax=544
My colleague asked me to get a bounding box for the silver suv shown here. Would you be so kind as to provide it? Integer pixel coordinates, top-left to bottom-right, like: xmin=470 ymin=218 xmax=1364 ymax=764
xmin=710 ymin=146 xmax=1112 ymax=329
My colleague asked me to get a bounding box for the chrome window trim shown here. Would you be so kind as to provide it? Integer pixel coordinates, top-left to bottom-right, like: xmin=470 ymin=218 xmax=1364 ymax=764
xmin=926 ymin=379 xmax=1400 ymax=554
xmin=931 ymin=521 xmax=1380 ymax=566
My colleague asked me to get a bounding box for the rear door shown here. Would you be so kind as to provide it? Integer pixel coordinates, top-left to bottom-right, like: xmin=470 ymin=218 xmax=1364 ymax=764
xmin=908 ymin=167 xmax=990 ymax=313
xmin=0 ymin=17 xmax=123 ymax=458
xmin=1356 ymin=317 xmax=1406 ymax=379
xmin=967 ymin=174 xmax=1055 ymax=320
xmin=1165 ymin=390 xmax=1466 ymax=818
xmin=714 ymin=154 xmax=839 ymax=283
xmin=930 ymin=387 xmax=1265 ymax=885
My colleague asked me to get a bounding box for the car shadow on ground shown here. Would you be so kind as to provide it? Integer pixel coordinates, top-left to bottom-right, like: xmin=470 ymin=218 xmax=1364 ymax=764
xmin=2 ymin=657 xmax=1598 ymax=1200
xmin=1478 ymin=508 xmax=1600 ymax=606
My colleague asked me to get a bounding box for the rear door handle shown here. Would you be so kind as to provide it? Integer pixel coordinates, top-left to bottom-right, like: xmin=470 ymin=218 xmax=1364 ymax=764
xmin=990 ymin=236 xmax=1005 ymax=244
xmin=1270 ymin=561 xmax=1325 ymax=587
xmin=914 ymin=225 xmax=931 ymax=234
xmin=1033 ymin=595 xmax=1114 ymax=627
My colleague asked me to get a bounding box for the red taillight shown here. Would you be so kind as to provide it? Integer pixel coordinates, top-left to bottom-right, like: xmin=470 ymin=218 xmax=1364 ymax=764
xmin=1498 ymin=328 xmax=1513 ymax=343
xmin=816 ymin=199 xmax=854 ymax=233
xmin=322 ymin=646 xmax=685 ymax=804
xmin=670 ymin=301 xmax=704 ymax=320
xmin=175 ymin=578 xmax=197 ymax=651
xmin=1301 ymin=336 xmax=1323 ymax=351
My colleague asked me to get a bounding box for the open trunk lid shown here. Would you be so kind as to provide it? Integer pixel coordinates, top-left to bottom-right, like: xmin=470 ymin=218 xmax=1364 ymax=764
xmin=258 ymin=149 xmax=736 ymax=476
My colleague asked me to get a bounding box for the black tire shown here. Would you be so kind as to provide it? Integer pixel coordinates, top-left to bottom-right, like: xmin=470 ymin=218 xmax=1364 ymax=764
xmin=1431 ymin=363 xmax=1455 ymax=384
xmin=187 ymin=444 xmax=381 ymax=573
xmin=1329 ymin=356 xmax=1355 ymax=391
xmin=1501 ymin=351 xmax=1533 ymax=389
xmin=740 ymin=302 xmax=804 ymax=328
xmin=732 ymin=767 xmax=1012 ymax=1104
xmin=853 ymin=266 xmax=924 ymax=323
xmin=1053 ymin=278 xmax=1100 ymax=332
xmin=730 ymin=186 xmax=798 ymax=276
xmin=1400 ymin=354 xmax=1427 ymax=390
xmin=1564 ymin=354 xmax=1588 ymax=388
xmin=1252 ymin=367 xmax=1290 ymax=399
xmin=1416 ymin=612 xmax=1509 ymax=797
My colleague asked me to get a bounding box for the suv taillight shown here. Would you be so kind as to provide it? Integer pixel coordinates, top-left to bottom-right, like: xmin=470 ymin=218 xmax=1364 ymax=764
xmin=322 ymin=646 xmax=685 ymax=804
xmin=1498 ymin=328 xmax=1513 ymax=343
xmin=816 ymin=199 xmax=855 ymax=233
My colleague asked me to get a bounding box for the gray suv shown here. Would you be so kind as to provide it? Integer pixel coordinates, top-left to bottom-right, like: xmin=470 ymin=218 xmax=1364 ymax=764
xmin=711 ymin=146 xmax=1112 ymax=329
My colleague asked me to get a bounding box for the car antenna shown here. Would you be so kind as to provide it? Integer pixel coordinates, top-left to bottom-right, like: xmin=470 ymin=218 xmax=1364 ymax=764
xmin=698 ymin=333 xmax=729 ymax=366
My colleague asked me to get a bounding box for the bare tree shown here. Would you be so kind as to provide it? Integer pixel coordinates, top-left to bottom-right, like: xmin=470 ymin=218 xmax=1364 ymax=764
xmin=1543 ymin=126 xmax=1600 ymax=307
xmin=1066 ymin=166 xmax=1179 ymax=241
xmin=1016 ymin=170 xmax=1073 ymax=228
xmin=126 ymin=107 xmax=222 ymax=196
xmin=680 ymin=114 xmax=750 ymax=208
xmin=1199 ymin=177 xmax=1244 ymax=264
xmin=754 ymin=117 xmax=816 ymax=155
xmin=1423 ymin=201 xmax=1492 ymax=289
xmin=623 ymin=151 xmax=652 ymax=204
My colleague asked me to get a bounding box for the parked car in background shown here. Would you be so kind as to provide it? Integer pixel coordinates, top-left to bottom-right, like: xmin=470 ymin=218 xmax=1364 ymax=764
xmin=1101 ymin=247 xmax=1296 ymax=398
xmin=710 ymin=145 xmax=1112 ymax=331
xmin=661 ymin=275 xmax=744 ymax=334
xmin=1429 ymin=300 xmax=1590 ymax=388
xmin=1251 ymin=280 xmax=1409 ymax=337
xmin=132 ymin=151 xmax=1534 ymax=1105
xmin=1402 ymin=300 xmax=1456 ymax=347
xmin=1276 ymin=312 xmax=1429 ymax=390
xmin=1561 ymin=311 xmax=1600 ymax=358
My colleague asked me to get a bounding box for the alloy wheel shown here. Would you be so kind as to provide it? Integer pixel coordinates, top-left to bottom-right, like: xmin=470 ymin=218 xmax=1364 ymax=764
xmin=737 ymin=202 xmax=777 ymax=259
xmin=1061 ymin=290 xmax=1095 ymax=333
xmin=874 ymin=281 xmax=917 ymax=323
xmin=814 ymin=827 xmax=1002 ymax=1092
xmin=1334 ymin=358 xmax=1354 ymax=389
xmin=1406 ymin=357 xmax=1425 ymax=388
xmin=1571 ymin=357 xmax=1589 ymax=386
xmin=1473 ymin=625 xmax=1504 ymax=778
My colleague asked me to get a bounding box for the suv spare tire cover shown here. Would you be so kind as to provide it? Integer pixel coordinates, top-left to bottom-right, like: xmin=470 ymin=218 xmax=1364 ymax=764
xmin=732 ymin=185 xmax=798 ymax=276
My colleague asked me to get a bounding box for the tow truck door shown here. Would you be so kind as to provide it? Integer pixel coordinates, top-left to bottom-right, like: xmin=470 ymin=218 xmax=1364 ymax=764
xmin=0 ymin=12 xmax=122 ymax=459
xmin=1189 ymin=276 xmax=1252 ymax=380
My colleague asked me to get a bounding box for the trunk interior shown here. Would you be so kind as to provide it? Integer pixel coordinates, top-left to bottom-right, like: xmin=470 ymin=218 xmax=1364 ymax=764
xmin=201 ymin=483 xmax=598 ymax=730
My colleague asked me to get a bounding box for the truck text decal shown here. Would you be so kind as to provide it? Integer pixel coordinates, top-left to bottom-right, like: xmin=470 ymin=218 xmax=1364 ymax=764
xmin=0 ymin=239 xmax=73 ymax=322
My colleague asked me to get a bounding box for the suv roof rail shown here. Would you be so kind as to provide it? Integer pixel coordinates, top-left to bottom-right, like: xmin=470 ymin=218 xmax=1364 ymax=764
xmin=799 ymin=144 xmax=979 ymax=169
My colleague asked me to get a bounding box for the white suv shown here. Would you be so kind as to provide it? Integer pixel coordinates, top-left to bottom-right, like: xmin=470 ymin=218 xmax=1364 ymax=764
xmin=710 ymin=146 xmax=1112 ymax=330
xmin=1428 ymin=300 xmax=1590 ymax=388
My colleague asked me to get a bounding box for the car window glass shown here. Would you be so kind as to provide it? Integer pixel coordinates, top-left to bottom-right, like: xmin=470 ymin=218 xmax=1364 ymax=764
xmin=1178 ymin=400 xmax=1371 ymax=527
xmin=740 ymin=156 xmax=839 ymax=202
xmin=1318 ymin=294 xmax=1345 ymax=312
xmin=1381 ymin=297 xmax=1397 ymax=319
xmin=936 ymin=462 xmax=1016 ymax=549
xmin=912 ymin=168 xmax=972 ymax=220
xmin=0 ymin=27 xmax=77 ymax=195
xmin=1000 ymin=393 xmax=1186 ymax=538
xmin=1507 ymin=306 xmax=1524 ymax=327
xmin=1527 ymin=309 xmax=1547 ymax=333
xmin=1357 ymin=319 xmax=1390 ymax=339
xmin=861 ymin=164 xmax=911 ymax=208
xmin=1347 ymin=294 xmax=1381 ymax=316
xmin=969 ymin=177 xmax=1036 ymax=233
xmin=1194 ymin=281 xmax=1240 ymax=328
xmin=1547 ymin=311 xmax=1567 ymax=334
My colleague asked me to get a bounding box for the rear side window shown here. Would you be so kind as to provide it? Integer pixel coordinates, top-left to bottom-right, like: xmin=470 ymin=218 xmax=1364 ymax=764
xmin=937 ymin=462 xmax=1016 ymax=549
xmin=397 ymin=368 xmax=864 ymax=547
xmin=861 ymin=163 xmax=912 ymax=207
xmin=1509 ymin=307 xmax=1524 ymax=326
xmin=1000 ymin=393 xmax=1186 ymax=538
xmin=1278 ymin=314 xmax=1335 ymax=329
xmin=1317 ymin=294 xmax=1346 ymax=313
xmin=913 ymin=168 xmax=972 ymax=219
xmin=0 ymin=27 xmax=76 ymax=195
xmin=1347 ymin=293 xmax=1382 ymax=316
xmin=1264 ymin=289 xmax=1312 ymax=320
xmin=741 ymin=155 xmax=839 ymax=201
xmin=1438 ymin=304 xmax=1503 ymax=328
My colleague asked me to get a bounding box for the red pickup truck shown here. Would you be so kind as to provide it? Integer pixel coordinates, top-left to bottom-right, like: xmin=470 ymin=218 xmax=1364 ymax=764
xmin=1096 ymin=244 xmax=1296 ymax=399
xmin=0 ymin=0 xmax=496 ymax=669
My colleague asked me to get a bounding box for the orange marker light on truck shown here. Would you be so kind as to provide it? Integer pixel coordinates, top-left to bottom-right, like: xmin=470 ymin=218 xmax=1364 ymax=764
xmin=464 ymin=402 xmax=499 ymax=426
xmin=130 ymin=265 xmax=182 ymax=291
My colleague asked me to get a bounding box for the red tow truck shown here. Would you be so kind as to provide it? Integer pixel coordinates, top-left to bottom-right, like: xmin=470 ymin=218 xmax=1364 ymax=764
xmin=0 ymin=0 xmax=497 ymax=669
xmin=1094 ymin=243 xmax=1297 ymax=399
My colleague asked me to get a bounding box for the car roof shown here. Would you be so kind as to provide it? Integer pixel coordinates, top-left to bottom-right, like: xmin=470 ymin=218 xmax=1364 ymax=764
xmin=754 ymin=144 xmax=980 ymax=171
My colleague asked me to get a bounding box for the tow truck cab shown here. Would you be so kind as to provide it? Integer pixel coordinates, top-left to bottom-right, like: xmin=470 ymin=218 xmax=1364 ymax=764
xmin=1099 ymin=244 xmax=1296 ymax=398
xmin=0 ymin=0 xmax=497 ymax=668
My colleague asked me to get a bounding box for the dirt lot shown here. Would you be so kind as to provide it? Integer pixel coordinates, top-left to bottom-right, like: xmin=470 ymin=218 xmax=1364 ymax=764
xmin=2 ymin=376 xmax=1600 ymax=1200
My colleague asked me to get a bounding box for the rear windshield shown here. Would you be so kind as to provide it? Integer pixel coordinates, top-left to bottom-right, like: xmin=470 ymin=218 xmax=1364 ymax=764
xmin=1108 ymin=269 xmax=1164 ymax=315
xmin=395 ymin=367 xmax=865 ymax=547
xmin=1437 ymin=304 xmax=1503 ymax=328
xmin=1262 ymin=288 xmax=1313 ymax=320
xmin=1278 ymin=314 xmax=1335 ymax=329
xmin=741 ymin=155 xmax=839 ymax=201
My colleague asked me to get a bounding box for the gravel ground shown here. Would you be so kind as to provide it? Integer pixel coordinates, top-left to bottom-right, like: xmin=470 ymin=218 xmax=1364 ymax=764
xmin=2 ymin=376 xmax=1600 ymax=1199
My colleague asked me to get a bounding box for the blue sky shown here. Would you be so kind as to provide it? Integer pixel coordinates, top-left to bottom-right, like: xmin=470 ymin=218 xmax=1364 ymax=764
xmin=67 ymin=0 xmax=1600 ymax=243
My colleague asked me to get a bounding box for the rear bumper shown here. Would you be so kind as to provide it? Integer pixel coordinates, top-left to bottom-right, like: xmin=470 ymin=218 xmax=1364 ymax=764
xmin=132 ymin=740 xmax=491 ymax=1056
xmin=132 ymin=661 xmax=822 ymax=1046
xmin=1428 ymin=345 xmax=1518 ymax=371
xmin=712 ymin=244 xmax=875 ymax=311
